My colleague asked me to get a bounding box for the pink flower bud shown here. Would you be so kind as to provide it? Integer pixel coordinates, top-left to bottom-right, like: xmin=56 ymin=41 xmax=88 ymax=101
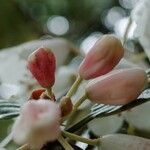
xmin=27 ymin=47 xmax=56 ymax=88
xmin=79 ymin=35 xmax=124 ymax=79
xmin=86 ymin=68 xmax=148 ymax=105
xmin=12 ymin=100 xmax=61 ymax=149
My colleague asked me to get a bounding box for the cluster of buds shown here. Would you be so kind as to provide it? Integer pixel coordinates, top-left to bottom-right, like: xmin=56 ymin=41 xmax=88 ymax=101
xmin=11 ymin=35 xmax=148 ymax=149
xmin=79 ymin=34 xmax=148 ymax=104
xmin=86 ymin=68 xmax=147 ymax=105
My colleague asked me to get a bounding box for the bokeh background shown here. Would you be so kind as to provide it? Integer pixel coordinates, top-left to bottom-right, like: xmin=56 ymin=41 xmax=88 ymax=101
xmin=0 ymin=0 xmax=138 ymax=53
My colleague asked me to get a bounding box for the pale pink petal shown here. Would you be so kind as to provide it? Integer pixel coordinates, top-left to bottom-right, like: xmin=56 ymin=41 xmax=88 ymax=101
xmin=12 ymin=99 xmax=61 ymax=149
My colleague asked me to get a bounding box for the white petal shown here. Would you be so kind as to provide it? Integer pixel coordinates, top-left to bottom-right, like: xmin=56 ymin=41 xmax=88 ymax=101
xmin=100 ymin=134 xmax=150 ymax=150
xmin=123 ymin=101 xmax=150 ymax=132
xmin=88 ymin=115 xmax=123 ymax=136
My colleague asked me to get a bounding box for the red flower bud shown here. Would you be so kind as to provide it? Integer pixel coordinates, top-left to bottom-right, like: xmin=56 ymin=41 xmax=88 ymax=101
xmin=86 ymin=68 xmax=148 ymax=105
xmin=79 ymin=35 xmax=124 ymax=80
xmin=29 ymin=89 xmax=46 ymax=100
xmin=27 ymin=47 xmax=56 ymax=88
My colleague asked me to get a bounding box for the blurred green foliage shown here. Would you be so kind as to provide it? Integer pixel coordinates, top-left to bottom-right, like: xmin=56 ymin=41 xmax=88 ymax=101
xmin=0 ymin=0 xmax=118 ymax=49
xmin=0 ymin=0 xmax=41 ymax=49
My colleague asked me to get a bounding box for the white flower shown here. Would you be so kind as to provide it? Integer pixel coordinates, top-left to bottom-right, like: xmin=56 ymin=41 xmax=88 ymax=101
xmin=100 ymin=134 xmax=150 ymax=150
xmin=12 ymin=99 xmax=61 ymax=149
xmin=132 ymin=0 xmax=150 ymax=60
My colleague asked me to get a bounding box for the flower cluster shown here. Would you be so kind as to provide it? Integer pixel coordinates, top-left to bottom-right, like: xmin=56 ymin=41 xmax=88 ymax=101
xmin=132 ymin=0 xmax=150 ymax=60
xmin=79 ymin=34 xmax=147 ymax=105
xmin=11 ymin=35 xmax=148 ymax=149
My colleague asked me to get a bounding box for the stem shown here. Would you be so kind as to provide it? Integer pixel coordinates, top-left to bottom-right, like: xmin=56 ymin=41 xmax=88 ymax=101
xmin=16 ymin=144 xmax=30 ymax=150
xmin=73 ymin=93 xmax=87 ymax=110
xmin=62 ymin=131 xmax=100 ymax=146
xmin=46 ymin=87 xmax=55 ymax=101
xmin=66 ymin=93 xmax=87 ymax=127
xmin=127 ymin=123 xmax=135 ymax=135
xmin=57 ymin=135 xmax=74 ymax=150
xmin=66 ymin=74 xmax=82 ymax=98
xmin=123 ymin=16 xmax=132 ymax=45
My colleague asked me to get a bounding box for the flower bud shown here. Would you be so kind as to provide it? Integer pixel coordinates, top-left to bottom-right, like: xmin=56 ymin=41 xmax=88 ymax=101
xmin=60 ymin=96 xmax=73 ymax=117
xmin=86 ymin=68 xmax=148 ymax=105
xmin=27 ymin=47 xmax=56 ymax=88
xmin=79 ymin=35 xmax=124 ymax=80
xmin=29 ymin=88 xmax=45 ymax=100
xmin=12 ymin=100 xmax=61 ymax=149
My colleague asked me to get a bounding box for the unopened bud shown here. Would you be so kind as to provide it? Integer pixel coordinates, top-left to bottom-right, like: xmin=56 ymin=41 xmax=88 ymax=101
xmin=86 ymin=68 xmax=148 ymax=105
xmin=29 ymin=88 xmax=45 ymax=100
xmin=79 ymin=35 xmax=124 ymax=79
xmin=27 ymin=47 xmax=56 ymax=88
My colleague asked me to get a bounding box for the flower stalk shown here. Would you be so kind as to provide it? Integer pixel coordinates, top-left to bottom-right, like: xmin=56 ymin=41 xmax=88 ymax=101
xmin=73 ymin=93 xmax=87 ymax=110
xmin=17 ymin=144 xmax=29 ymax=150
xmin=62 ymin=131 xmax=100 ymax=146
xmin=66 ymin=93 xmax=87 ymax=126
xmin=57 ymin=135 xmax=74 ymax=150
xmin=66 ymin=74 xmax=82 ymax=98
xmin=46 ymin=87 xmax=55 ymax=101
